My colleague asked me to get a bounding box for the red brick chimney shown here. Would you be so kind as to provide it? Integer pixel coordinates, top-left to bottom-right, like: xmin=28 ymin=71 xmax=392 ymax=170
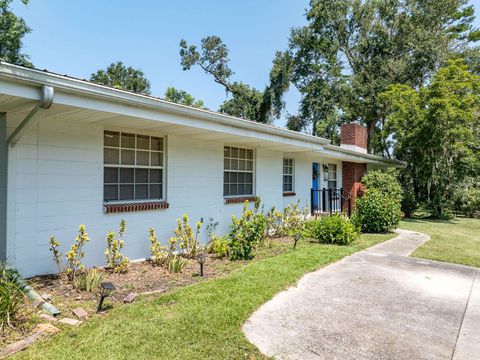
xmin=340 ymin=123 xmax=367 ymax=154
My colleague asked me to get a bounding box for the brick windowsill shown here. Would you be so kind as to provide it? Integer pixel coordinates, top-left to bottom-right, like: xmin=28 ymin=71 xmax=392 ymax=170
xmin=104 ymin=201 xmax=169 ymax=214
xmin=283 ymin=192 xmax=296 ymax=197
xmin=224 ymin=196 xmax=256 ymax=205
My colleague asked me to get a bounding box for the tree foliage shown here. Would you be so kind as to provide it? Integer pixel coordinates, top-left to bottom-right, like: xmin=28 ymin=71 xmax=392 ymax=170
xmin=286 ymin=0 xmax=480 ymax=152
xmin=0 ymin=0 xmax=32 ymax=67
xmin=179 ymin=36 xmax=291 ymax=123
xmin=381 ymin=60 xmax=480 ymax=217
xmin=164 ymin=86 xmax=204 ymax=108
xmin=90 ymin=61 xmax=151 ymax=94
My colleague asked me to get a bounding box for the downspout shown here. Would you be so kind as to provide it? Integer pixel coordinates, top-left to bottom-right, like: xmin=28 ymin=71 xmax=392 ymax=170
xmin=3 ymin=85 xmax=59 ymax=315
xmin=7 ymin=84 xmax=54 ymax=146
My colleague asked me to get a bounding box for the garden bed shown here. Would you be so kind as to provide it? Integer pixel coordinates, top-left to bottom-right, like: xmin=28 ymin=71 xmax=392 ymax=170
xmin=1 ymin=237 xmax=296 ymax=351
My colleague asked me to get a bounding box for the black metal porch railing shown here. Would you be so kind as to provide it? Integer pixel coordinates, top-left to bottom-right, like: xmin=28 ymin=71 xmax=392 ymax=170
xmin=310 ymin=188 xmax=352 ymax=217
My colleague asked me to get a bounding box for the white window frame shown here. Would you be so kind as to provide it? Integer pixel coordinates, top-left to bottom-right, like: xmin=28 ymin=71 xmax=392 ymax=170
xmin=283 ymin=158 xmax=295 ymax=193
xmin=223 ymin=146 xmax=255 ymax=198
xmin=103 ymin=130 xmax=166 ymax=203
xmin=327 ymin=163 xmax=338 ymax=190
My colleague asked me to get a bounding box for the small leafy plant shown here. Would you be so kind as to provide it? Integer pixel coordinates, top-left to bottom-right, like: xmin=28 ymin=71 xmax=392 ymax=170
xmin=228 ymin=197 xmax=266 ymax=260
xmin=207 ymin=235 xmax=230 ymax=258
xmin=66 ymin=224 xmax=90 ymax=283
xmin=105 ymin=219 xmax=129 ymax=273
xmin=0 ymin=262 xmax=26 ymax=331
xmin=168 ymin=256 xmax=186 ymax=273
xmin=149 ymin=227 xmax=169 ymax=266
xmin=74 ymin=268 xmax=105 ymax=293
xmin=49 ymin=236 xmax=63 ymax=274
xmin=173 ymin=214 xmax=202 ymax=258
xmin=265 ymin=207 xmax=283 ymax=237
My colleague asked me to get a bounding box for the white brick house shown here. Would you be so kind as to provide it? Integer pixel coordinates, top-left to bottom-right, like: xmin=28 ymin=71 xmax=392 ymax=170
xmin=0 ymin=62 xmax=401 ymax=277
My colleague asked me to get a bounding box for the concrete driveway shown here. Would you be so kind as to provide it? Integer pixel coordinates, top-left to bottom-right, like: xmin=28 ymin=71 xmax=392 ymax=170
xmin=243 ymin=230 xmax=480 ymax=360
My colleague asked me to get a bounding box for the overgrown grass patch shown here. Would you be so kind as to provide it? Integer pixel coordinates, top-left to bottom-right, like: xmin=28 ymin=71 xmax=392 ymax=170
xmin=13 ymin=233 xmax=393 ymax=359
xmin=401 ymin=217 xmax=480 ymax=268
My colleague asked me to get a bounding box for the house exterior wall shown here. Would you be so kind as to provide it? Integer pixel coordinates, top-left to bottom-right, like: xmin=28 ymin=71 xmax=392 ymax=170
xmin=6 ymin=114 xmax=344 ymax=277
xmin=0 ymin=113 xmax=6 ymax=261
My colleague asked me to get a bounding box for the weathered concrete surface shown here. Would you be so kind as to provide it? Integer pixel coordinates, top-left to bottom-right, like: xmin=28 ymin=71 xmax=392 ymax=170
xmin=243 ymin=230 xmax=480 ymax=360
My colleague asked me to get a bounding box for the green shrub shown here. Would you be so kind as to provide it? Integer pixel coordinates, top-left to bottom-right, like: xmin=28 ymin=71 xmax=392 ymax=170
xmin=311 ymin=214 xmax=358 ymax=245
xmin=455 ymin=187 xmax=480 ymax=218
xmin=168 ymin=256 xmax=186 ymax=273
xmin=355 ymin=170 xmax=403 ymax=233
xmin=0 ymin=262 xmax=26 ymax=330
xmin=173 ymin=214 xmax=202 ymax=258
xmin=74 ymin=268 xmax=105 ymax=293
xmin=361 ymin=169 xmax=402 ymax=204
xmin=149 ymin=228 xmax=169 ymax=266
xmin=207 ymin=235 xmax=230 ymax=258
xmin=65 ymin=224 xmax=90 ymax=284
xmin=104 ymin=219 xmax=129 ymax=273
xmin=354 ymin=189 xmax=402 ymax=233
xmin=228 ymin=198 xmax=266 ymax=260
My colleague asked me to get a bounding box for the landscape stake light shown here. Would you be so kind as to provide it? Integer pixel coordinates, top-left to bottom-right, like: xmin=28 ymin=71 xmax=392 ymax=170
xmin=293 ymin=233 xmax=301 ymax=249
xmin=197 ymin=253 xmax=207 ymax=277
xmin=97 ymin=282 xmax=116 ymax=312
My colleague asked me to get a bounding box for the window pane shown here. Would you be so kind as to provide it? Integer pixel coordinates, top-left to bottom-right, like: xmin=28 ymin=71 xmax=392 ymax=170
xmin=231 ymin=148 xmax=238 ymax=159
xmin=239 ymin=148 xmax=246 ymax=159
xmin=137 ymin=135 xmax=149 ymax=150
xmin=104 ymin=185 xmax=118 ymax=201
xmin=104 ymin=131 xmax=119 ymax=147
xmin=104 ymin=167 xmax=118 ymax=184
xmin=245 ymin=173 xmax=253 ymax=183
xmin=149 ymin=184 xmax=162 ymax=199
xmin=120 ymin=185 xmax=134 ymax=200
xmin=224 ymin=184 xmax=229 ymax=196
xmin=104 ymin=148 xmax=119 ymax=165
xmin=150 ymin=169 xmax=161 ymax=183
xmin=121 ymin=149 xmax=135 ymax=165
xmin=151 ymin=137 xmax=163 ymax=151
xmin=224 ymin=158 xmax=230 ymax=170
xmin=137 ymin=151 xmax=149 ymax=166
xmin=224 ymin=172 xmax=229 ymax=183
xmin=245 ymin=184 xmax=253 ymax=195
xmin=230 ymin=172 xmax=238 ymax=184
xmin=246 ymin=160 xmax=253 ymax=171
xmin=247 ymin=149 xmax=253 ymax=159
xmin=151 ymin=152 xmax=163 ymax=167
xmin=135 ymin=185 xmax=148 ymax=200
xmin=224 ymin=147 xmax=230 ymax=157
xmin=239 ymin=159 xmax=246 ymax=170
xmin=229 ymin=184 xmax=237 ymax=196
xmin=120 ymin=168 xmax=134 ymax=183
xmin=238 ymin=184 xmax=245 ymax=195
xmin=238 ymin=173 xmax=245 ymax=183
xmin=135 ymin=168 xmax=148 ymax=183
xmin=230 ymin=158 xmax=238 ymax=170
xmin=121 ymin=133 xmax=135 ymax=149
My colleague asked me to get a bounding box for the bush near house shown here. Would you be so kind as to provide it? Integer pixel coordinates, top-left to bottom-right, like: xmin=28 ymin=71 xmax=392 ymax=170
xmin=228 ymin=198 xmax=266 ymax=260
xmin=354 ymin=170 xmax=402 ymax=233
xmin=310 ymin=214 xmax=358 ymax=245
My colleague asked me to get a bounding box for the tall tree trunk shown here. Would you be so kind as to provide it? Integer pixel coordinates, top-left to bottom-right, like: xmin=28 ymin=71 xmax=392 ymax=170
xmin=367 ymin=122 xmax=375 ymax=154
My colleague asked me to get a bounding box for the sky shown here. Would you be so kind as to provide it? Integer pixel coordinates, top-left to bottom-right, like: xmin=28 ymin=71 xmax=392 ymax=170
xmin=11 ymin=0 xmax=480 ymax=128
xmin=12 ymin=0 xmax=310 ymax=127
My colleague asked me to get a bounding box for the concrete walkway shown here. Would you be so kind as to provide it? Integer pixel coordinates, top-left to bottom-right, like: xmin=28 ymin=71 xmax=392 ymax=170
xmin=243 ymin=230 xmax=480 ymax=360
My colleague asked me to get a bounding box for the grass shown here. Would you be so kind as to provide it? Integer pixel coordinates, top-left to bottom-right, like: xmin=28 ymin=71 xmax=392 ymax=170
xmin=400 ymin=217 xmax=480 ymax=268
xmin=12 ymin=233 xmax=393 ymax=360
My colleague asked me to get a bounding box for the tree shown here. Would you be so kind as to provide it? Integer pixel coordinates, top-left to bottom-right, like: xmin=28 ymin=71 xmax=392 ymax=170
xmin=164 ymin=87 xmax=204 ymax=108
xmin=287 ymin=0 xmax=480 ymax=153
xmin=381 ymin=60 xmax=480 ymax=217
xmin=179 ymin=36 xmax=291 ymax=123
xmin=0 ymin=0 xmax=32 ymax=67
xmin=90 ymin=61 xmax=151 ymax=94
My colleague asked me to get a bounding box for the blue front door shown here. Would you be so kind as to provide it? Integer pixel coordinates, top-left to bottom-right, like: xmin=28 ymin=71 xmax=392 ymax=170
xmin=312 ymin=162 xmax=320 ymax=208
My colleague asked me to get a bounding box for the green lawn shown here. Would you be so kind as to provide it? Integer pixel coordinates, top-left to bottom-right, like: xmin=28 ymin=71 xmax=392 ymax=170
xmin=401 ymin=217 xmax=480 ymax=268
xmin=13 ymin=233 xmax=393 ymax=360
